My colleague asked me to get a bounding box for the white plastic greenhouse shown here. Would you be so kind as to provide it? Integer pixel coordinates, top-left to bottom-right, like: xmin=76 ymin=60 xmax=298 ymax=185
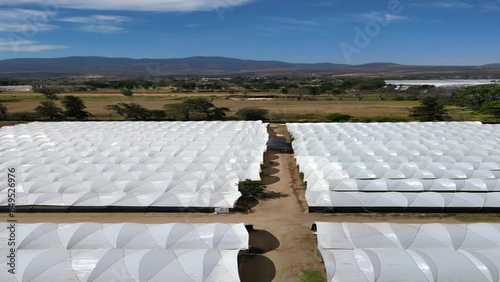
xmin=0 ymin=121 xmax=268 ymax=211
xmin=288 ymin=122 xmax=500 ymax=212
xmin=315 ymin=222 xmax=500 ymax=282
xmin=0 ymin=223 xmax=249 ymax=281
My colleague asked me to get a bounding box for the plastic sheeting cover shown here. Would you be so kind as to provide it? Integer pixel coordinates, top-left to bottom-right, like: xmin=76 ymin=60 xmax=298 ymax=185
xmin=288 ymin=122 xmax=500 ymax=210
xmin=0 ymin=121 xmax=268 ymax=209
xmin=0 ymin=223 xmax=249 ymax=282
xmin=316 ymin=222 xmax=500 ymax=282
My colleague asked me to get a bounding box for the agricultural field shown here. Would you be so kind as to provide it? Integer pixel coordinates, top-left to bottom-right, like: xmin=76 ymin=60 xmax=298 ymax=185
xmin=1 ymin=89 xmax=476 ymax=121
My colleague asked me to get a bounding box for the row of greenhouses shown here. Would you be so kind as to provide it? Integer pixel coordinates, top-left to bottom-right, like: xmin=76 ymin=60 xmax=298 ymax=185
xmin=0 ymin=121 xmax=268 ymax=210
xmin=288 ymin=122 xmax=500 ymax=212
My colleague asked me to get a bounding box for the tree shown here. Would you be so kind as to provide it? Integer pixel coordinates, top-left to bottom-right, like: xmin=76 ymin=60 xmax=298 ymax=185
xmin=166 ymin=97 xmax=229 ymax=121
xmin=480 ymin=101 xmax=500 ymax=118
xmin=455 ymin=84 xmax=500 ymax=109
xmin=110 ymin=79 xmax=139 ymax=90
xmin=236 ymin=107 xmax=269 ymax=121
xmin=0 ymin=102 xmax=7 ymax=119
xmin=34 ymin=86 xmax=63 ymax=100
xmin=288 ymin=87 xmax=308 ymax=101
xmin=105 ymin=103 xmax=156 ymax=120
xmin=120 ymin=88 xmax=134 ymax=97
xmin=61 ymin=95 xmax=91 ymax=120
xmin=410 ymin=97 xmax=450 ymax=121
xmin=406 ymin=85 xmax=436 ymax=95
xmin=209 ymin=106 xmax=230 ymax=120
xmin=139 ymin=80 xmax=155 ymax=90
xmin=238 ymin=180 xmax=266 ymax=199
xmin=307 ymin=86 xmax=320 ymax=95
xmin=149 ymin=110 xmax=167 ymax=120
xmin=35 ymin=101 xmax=64 ymax=120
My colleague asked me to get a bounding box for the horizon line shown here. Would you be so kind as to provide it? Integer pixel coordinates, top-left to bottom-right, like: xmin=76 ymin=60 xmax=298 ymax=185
xmin=0 ymin=55 xmax=498 ymax=67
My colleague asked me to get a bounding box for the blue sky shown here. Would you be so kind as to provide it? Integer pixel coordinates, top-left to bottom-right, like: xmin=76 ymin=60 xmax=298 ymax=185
xmin=0 ymin=0 xmax=499 ymax=65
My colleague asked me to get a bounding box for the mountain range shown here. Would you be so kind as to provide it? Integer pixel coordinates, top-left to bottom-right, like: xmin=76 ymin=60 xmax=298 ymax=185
xmin=0 ymin=56 xmax=499 ymax=78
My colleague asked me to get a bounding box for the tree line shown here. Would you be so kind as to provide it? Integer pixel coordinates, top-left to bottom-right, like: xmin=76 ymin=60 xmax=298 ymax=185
xmin=409 ymin=84 xmax=500 ymax=121
xmin=0 ymin=86 xmax=271 ymax=121
xmin=0 ymin=83 xmax=499 ymax=122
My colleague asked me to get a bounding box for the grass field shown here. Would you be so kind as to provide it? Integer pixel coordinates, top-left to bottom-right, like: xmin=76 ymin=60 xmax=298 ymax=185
xmin=2 ymin=89 xmax=494 ymax=122
xmin=0 ymin=90 xmax=449 ymax=121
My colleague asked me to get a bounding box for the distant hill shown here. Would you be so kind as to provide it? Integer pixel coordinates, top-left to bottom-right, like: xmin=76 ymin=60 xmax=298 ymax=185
xmin=0 ymin=56 xmax=499 ymax=78
xmin=0 ymin=56 xmax=349 ymax=76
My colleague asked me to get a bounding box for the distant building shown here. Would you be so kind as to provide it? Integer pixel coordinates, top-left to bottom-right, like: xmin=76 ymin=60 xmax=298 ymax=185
xmin=0 ymin=85 xmax=33 ymax=92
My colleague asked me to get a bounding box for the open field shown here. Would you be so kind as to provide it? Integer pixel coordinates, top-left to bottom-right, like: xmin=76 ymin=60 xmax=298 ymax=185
xmin=1 ymin=90 xmax=432 ymax=120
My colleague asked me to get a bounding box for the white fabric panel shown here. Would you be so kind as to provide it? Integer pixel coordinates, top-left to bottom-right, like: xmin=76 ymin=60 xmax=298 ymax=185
xmin=0 ymin=223 xmax=249 ymax=250
xmin=0 ymin=249 xmax=241 ymax=282
xmin=288 ymin=122 xmax=500 ymax=209
xmin=0 ymin=121 xmax=268 ymax=209
xmin=313 ymin=192 xmax=500 ymax=209
xmin=316 ymin=222 xmax=500 ymax=282
xmin=0 ymin=223 xmax=248 ymax=282
xmin=320 ymin=248 xmax=496 ymax=282
xmin=316 ymin=222 xmax=500 ymax=250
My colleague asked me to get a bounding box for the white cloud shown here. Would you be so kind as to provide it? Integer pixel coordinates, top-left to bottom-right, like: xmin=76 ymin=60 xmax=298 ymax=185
xmin=0 ymin=40 xmax=34 ymax=46
xmin=480 ymin=3 xmax=500 ymax=11
xmin=258 ymin=16 xmax=321 ymax=33
xmin=303 ymin=1 xmax=340 ymax=8
xmin=0 ymin=9 xmax=57 ymax=32
xmin=0 ymin=23 xmax=55 ymax=32
xmin=184 ymin=23 xmax=204 ymax=28
xmin=433 ymin=1 xmax=474 ymax=8
xmin=59 ymin=15 xmax=129 ymax=24
xmin=343 ymin=12 xmax=410 ymax=22
xmin=0 ymin=39 xmax=67 ymax=52
xmin=413 ymin=1 xmax=474 ymax=9
xmin=257 ymin=24 xmax=315 ymax=33
xmin=265 ymin=17 xmax=321 ymax=26
xmin=59 ymin=14 xmax=129 ymax=33
xmin=78 ymin=25 xmax=124 ymax=33
xmin=0 ymin=0 xmax=254 ymax=12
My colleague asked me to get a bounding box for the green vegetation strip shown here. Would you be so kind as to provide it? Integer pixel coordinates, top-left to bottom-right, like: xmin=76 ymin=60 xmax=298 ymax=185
xmin=300 ymin=270 xmax=325 ymax=282
xmin=450 ymin=213 xmax=500 ymax=222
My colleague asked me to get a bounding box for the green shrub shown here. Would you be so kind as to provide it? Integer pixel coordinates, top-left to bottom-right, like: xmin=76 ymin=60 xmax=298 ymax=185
xmin=300 ymin=270 xmax=325 ymax=282
xmin=371 ymin=116 xmax=410 ymax=122
xmin=8 ymin=111 xmax=40 ymax=121
xmin=326 ymin=113 xmax=353 ymax=122
xmin=238 ymin=179 xmax=266 ymax=199
xmin=236 ymin=107 xmax=269 ymax=120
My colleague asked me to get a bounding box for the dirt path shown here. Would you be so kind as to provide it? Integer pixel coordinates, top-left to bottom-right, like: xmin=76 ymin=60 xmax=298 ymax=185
xmin=245 ymin=151 xmax=316 ymax=281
